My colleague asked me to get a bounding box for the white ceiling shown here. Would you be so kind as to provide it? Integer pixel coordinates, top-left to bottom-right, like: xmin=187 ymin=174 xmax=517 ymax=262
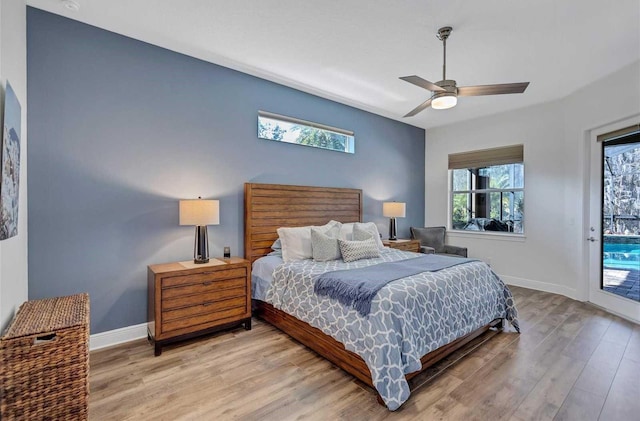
xmin=26 ymin=0 xmax=640 ymax=129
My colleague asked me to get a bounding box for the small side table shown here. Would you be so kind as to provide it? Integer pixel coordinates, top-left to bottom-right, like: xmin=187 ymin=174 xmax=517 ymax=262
xmin=382 ymin=239 xmax=421 ymax=253
xmin=147 ymin=257 xmax=251 ymax=356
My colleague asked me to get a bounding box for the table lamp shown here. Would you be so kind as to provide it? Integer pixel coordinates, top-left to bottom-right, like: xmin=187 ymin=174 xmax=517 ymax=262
xmin=383 ymin=202 xmax=406 ymax=241
xmin=179 ymin=198 xmax=220 ymax=263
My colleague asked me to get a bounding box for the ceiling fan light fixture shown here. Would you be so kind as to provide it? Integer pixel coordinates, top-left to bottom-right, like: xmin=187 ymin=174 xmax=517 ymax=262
xmin=431 ymin=92 xmax=457 ymax=110
xmin=399 ymin=26 xmax=530 ymax=117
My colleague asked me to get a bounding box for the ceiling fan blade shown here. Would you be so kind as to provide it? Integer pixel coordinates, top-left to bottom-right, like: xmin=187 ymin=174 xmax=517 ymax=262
xmin=404 ymin=98 xmax=433 ymax=118
xmin=458 ymin=82 xmax=530 ymax=97
xmin=400 ymin=76 xmax=446 ymax=92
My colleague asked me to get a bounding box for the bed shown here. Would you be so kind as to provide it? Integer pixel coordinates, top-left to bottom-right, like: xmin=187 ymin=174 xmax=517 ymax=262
xmin=244 ymin=183 xmax=518 ymax=410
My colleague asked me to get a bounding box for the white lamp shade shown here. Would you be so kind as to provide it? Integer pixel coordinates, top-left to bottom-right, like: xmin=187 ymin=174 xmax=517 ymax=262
xmin=383 ymin=202 xmax=406 ymax=218
xmin=179 ymin=199 xmax=220 ymax=226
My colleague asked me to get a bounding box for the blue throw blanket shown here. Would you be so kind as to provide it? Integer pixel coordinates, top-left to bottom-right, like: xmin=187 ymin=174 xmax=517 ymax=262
xmin=314 ymin=255 xmax=477 ymax=316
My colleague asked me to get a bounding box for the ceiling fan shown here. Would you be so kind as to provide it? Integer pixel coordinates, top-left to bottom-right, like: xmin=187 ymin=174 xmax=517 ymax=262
xmin=400 ymin=26 xmax=530 ymax=117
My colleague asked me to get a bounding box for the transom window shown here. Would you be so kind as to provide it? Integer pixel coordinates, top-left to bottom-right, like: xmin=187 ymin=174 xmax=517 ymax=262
xmin=449 ymin=145 xmax=524 ymax=234
xmin=258 ymin=111 xmax=355 ymax=154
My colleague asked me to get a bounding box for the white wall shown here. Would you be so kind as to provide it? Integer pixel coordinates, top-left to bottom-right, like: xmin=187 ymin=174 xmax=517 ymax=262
xmin=425 ymin=61 xmax=640 ymax=300
xmin=0 ymin=0 xmax=27 ymax=330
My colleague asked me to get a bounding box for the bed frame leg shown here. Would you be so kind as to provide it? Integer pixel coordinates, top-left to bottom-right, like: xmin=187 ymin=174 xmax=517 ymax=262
xmin=496 ymin=319 xmax=504 ymax=330
xmin=376 ymin=394 xmax=385 ymax=407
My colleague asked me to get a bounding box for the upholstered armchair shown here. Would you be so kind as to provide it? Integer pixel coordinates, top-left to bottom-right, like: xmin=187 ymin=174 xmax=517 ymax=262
xmin=410 ymin=226 xmax=468 ymax=258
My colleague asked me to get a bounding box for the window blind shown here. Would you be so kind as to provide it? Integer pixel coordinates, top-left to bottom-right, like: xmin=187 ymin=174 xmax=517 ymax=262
xmin=448 ymin=144 xmax=523 ymax=170
xmin=596 ymin=124 xmax=640 ymax=143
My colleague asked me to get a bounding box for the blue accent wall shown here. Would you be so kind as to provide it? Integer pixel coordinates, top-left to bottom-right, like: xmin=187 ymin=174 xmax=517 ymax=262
xmin=27 ymin=8 xmax=425 ymax=333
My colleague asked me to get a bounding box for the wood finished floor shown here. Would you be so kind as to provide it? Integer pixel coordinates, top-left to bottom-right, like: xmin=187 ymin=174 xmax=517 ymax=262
xmin=89 ymin=286 xmax=640 ymax=420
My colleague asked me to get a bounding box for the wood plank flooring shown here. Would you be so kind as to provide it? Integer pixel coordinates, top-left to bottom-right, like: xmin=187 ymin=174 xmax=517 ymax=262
xmin=89 ymin=287 xmax=640 ymax=420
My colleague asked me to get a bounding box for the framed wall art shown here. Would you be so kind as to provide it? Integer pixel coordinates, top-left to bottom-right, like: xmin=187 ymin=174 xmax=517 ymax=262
xmin=1 ymin=81 xmax=21 ymax=240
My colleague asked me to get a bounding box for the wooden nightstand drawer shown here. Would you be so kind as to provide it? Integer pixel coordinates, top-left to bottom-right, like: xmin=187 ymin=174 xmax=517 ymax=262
xmin=161 ymin=268 xmax=246 ymax=289
xmin=163 ymin=305 xmax=247 ymax=333
xmin=148 ymin=257 xmax=251 ymax=356
xmin=162 ymin=277 xmax=247 ymax=300
xmin=162 ymin=284 xmax=246 ymax=310
xmin=162 ymin=296 xmax=246 ymax=322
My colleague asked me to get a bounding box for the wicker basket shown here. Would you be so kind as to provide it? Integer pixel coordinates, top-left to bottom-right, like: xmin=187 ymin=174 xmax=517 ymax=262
xmin=0 ymin=293 xmax=90 ymax=420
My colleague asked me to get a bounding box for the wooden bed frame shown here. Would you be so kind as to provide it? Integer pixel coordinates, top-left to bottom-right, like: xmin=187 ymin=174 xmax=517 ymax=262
xmin=244 ymin=183 xmax=503 ymax=405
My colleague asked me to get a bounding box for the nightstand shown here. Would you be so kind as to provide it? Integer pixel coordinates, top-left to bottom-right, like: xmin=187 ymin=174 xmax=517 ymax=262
xmin=147 ymin=257 xmax=251 ymax=356
xmin=382 ymin=239 xmax=421 ymax=253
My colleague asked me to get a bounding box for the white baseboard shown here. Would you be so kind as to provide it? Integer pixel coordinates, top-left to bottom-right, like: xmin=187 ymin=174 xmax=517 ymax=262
xmin=90 ymin=322 xmax=147 ymax=351
xmin=586 ymin=301 xmax=640 ymax=324
xmin=500 ymin=275 xmax=578 ymax=301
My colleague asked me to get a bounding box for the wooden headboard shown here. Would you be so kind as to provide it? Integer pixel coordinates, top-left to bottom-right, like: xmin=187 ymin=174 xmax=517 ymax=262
xmin=244 ymin=183 xmax=363 ymax=263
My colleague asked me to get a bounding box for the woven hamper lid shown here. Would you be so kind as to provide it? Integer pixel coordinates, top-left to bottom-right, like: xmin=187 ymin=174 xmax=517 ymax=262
xmin=1 ymin=293 xmax=89 ymax=340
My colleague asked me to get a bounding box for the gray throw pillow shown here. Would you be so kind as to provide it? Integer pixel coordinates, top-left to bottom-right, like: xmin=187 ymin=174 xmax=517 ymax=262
xmin=311 ymin=228 xmax=341 ymax=262
xmin=410 ymin=226 xmax=446 ymax=253
xmin=338 ymin=237 xmax=381 ymax=262
xmin=353 ymin=224 xmax=374 ymax=241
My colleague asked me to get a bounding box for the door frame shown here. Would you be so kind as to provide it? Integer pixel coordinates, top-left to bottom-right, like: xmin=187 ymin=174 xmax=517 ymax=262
xmin=584 ymin=115 xmax=640 ymax=323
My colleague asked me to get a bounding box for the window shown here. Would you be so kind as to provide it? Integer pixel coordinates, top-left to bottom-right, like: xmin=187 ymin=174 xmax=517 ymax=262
xmin=449 ymin=145 xmax=524 ymax=234
xmin=258 ymin=111 xmax=355 ymax=154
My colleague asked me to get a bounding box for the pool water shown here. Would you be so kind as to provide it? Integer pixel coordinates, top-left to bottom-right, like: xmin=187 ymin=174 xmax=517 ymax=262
xmin=603 ymin=242 xmax=640 ymax=270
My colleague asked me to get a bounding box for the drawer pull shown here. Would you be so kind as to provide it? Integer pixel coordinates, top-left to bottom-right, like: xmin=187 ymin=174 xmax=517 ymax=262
xmin=202 ymin=281 xmax=213 ymax=286
xmin=202 ymin=302 xmax=212 ymax=307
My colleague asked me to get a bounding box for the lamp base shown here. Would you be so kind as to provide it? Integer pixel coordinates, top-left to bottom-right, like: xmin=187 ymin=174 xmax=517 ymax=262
xmin=193 ymin=225 xmax=210 ymax=264
xmin=389 ymin=217 xmax=397 ymax=241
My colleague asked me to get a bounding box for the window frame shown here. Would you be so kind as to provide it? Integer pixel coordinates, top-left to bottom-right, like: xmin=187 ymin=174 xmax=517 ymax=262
xmin=257 ymin=110 xmax=355 ymax=154
xmin=449 ymin=161 xmax=525 ymax=236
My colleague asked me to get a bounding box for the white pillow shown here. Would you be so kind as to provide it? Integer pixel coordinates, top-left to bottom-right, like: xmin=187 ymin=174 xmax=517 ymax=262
xmin=339 ymin=222 xmax=385 ymax=250
xmin=277 ymin=220 xmax=341 ymax=262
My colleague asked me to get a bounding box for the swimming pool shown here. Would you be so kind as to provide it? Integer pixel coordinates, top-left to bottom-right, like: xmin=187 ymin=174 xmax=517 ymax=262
xmin=603 ymin=241 xmax=640 ymax=270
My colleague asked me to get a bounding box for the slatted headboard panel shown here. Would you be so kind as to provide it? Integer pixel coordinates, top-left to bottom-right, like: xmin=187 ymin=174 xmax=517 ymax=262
xmin=244 ymin=183 xmax=363 ymax=263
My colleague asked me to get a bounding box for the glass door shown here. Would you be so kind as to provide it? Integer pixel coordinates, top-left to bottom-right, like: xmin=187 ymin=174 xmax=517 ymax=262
xmin=589 ymin=122 xmax=640 ymax=322
xmin=602 ymin=137 xmax=640 ymax=302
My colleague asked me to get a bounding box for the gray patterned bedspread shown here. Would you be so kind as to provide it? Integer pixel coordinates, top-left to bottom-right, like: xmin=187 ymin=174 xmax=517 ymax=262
xmin=264 ymin=248 xmax=519 ymax=410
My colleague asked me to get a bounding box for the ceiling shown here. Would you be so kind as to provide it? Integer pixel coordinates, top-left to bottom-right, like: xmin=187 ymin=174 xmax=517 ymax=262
xmin=26 ymin=0 xmax=640 ymax=129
